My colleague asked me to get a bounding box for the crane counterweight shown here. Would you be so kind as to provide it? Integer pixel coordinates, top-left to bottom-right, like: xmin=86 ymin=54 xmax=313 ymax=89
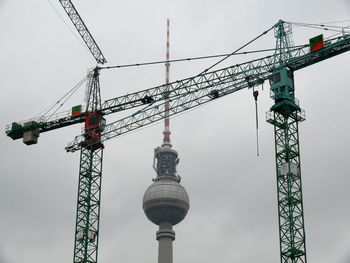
xmin=22 ymin=121 xmax=40 ymax=145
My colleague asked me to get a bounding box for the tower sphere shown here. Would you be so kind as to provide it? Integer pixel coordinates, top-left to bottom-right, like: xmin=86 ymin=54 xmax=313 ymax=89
xmin=143 ymin=180 xmax=189 ymax=225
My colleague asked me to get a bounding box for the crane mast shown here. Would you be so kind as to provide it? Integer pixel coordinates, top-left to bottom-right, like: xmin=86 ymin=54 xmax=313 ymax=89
xmin=267 ymin=20 xmax=307 ymax=263
xmin=73 ymin=68 xmax=105 ymax=263
xmin=57 ymin=1 xmax=106 ymax=262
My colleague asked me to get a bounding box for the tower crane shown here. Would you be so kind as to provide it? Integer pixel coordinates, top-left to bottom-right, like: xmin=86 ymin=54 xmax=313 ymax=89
xmin=5 ymin=14 xmax=350 ymax=263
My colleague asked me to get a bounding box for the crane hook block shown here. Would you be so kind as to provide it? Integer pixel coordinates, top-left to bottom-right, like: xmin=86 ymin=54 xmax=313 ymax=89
xmin=253 ymin=90 xmax=259 ymax=101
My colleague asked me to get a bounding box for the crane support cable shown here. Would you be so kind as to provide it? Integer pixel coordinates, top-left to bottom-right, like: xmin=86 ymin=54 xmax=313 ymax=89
xmin=289 ymin=21 xmax=350 ymax=29
xmin=292 ymin=24 xmax=346 ymax=33
xmin=202 ymin=25 xmax=275 ymax=74
xmin=311 ymin=19 xmax=350 ymax=24
xmin=59 ymin=0 xmax=107 ymax=64
xmin=44 ymin=76 xmax=88 ymax=121
xmin=47 ymin=0 xmax=88 ymax=51
xmin=288 ymin=21 xmax=350 ymax=34
xmin=99 ymin=45 xmax=308 ymax=70
xmin=9 ymin=75 xmax=88 ymax=132
xmin=101 ymin=24 xmax=275 ymax=71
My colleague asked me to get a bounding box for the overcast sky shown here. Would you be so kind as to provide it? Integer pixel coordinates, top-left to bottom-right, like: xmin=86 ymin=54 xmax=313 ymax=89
xmin=1 ymin=1 xmax=350 ymax=263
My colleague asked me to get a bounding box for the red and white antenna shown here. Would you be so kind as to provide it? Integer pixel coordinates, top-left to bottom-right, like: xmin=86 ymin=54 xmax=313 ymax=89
xmin=162 ymin=19 xmax=171 ymax=148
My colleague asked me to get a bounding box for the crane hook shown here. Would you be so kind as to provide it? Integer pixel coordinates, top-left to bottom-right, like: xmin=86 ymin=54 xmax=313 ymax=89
xmin=253 ymin=89 xmax=259 ymax=156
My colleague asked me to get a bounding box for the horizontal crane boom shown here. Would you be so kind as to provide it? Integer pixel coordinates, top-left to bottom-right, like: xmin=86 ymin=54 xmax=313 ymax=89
xmin=65 ymin=33 xmax=350 ymax=152
xmin=5 ymin=52 xmax=278 ymax=141
xmin=288 ymin=34 xmax=350 ymax=70
xmin=6 ymin=34 xmax=350 ymax=146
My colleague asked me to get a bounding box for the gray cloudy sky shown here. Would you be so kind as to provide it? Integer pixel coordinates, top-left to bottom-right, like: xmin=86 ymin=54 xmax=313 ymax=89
xmin=1 ymin=0 xmax=350 ymax=263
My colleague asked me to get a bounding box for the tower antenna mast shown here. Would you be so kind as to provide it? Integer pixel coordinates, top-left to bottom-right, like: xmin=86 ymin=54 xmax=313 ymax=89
xmin=163 ymin=18 xmax=171 ymax=147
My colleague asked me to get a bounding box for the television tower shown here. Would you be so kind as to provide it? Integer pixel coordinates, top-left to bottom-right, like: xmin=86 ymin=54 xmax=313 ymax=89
xmin=143 ymin=19 xmax=190 ymax=263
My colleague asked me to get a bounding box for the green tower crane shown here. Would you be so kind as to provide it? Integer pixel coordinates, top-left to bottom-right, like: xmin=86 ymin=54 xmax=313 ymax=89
xmin=5 ymin=16 xmax=350 ymax=263
xmin=57 ymin=1 xmax=108 ymax=262
xmin=56 ymin=1 xmax=107 ymax=263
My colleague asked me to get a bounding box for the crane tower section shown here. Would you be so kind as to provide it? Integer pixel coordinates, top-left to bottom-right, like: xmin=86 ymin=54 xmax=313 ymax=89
xmin=267 ymin=68 xmax=306 ymax=263
xmin=73 ymin=68 xmax=105 ymax=263
xmin=267 ymin=20 xmax=307 ymax=263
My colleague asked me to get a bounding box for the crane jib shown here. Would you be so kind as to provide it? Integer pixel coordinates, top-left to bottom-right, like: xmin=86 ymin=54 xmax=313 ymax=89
xmin=58 ymin=0 xmax=107 ymax=64
xmin=288 ymin=35 xmax=350 ymax=71
xmin=6 ymin=33 xmax=350 ymax=147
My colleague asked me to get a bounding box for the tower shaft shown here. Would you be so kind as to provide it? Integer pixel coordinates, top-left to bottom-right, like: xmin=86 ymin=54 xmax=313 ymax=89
xmin=157 ymin=222 xmax=175 ymax=263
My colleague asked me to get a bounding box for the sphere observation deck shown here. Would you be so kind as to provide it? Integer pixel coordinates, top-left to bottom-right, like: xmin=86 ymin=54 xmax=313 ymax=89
xmin=143 ymin=179 xmax=189 ymax=225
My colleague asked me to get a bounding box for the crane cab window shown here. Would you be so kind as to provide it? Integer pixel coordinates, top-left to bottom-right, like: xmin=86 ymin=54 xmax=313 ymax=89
xmin=89 ymin=115 xmax=99 ymax=126
xmin=269 ymin=72 xmax=281 ymax=85
xmin=85 ymin=112 xmax=105 ymax=130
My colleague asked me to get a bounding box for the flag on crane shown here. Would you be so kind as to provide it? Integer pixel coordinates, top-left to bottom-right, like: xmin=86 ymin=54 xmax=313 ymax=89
xmin=309 ymin=34 xmax=324 ymax=52
xmin=72 ymin=105 xmax=82 ymax=117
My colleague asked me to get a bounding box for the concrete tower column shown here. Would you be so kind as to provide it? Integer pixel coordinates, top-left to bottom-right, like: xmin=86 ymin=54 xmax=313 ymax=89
xmin=156 ymin=222 xmax=175 ymax=263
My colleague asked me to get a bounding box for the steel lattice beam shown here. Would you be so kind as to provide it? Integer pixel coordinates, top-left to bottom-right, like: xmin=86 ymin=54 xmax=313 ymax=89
xmin=266 ymin=65 xmax=307 ymax=263
xmin=72 ymin=68 xmax=105 ymax=263
xmin=59 ymin=0 xmax=107 ymax=64
xmin=6 ymin=34 xmax=350 ymax=141
xmin=271 ymin=110 xmax=307 ymax=263
xmin=73 ymin=147 xmax=103 ymax=263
